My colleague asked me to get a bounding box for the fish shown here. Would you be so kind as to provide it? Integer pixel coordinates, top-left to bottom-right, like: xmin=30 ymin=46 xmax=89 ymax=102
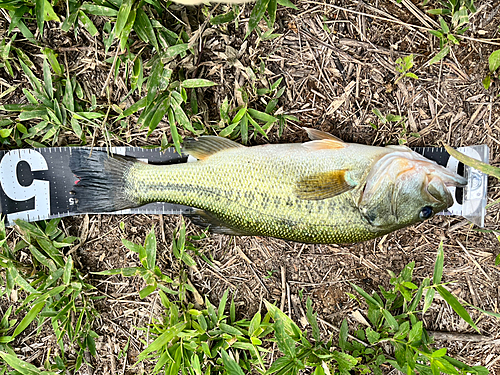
xmin=69 ymin=128 xmax=466 ymax=244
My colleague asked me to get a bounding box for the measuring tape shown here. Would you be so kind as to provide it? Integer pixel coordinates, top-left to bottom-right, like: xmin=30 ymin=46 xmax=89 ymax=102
xmin=0 ymin=145 xmax=489 ymax=227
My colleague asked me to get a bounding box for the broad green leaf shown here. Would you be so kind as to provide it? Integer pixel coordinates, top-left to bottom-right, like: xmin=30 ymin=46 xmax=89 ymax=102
xmin=268 ymin=0 xmax=277 ymax=27
xmin=489 ymin=50 xmax=500 ymax=72
xmin=42 ymin=58 xmax=53 ymax=100
xmin=115 ymin=0 xmax=133 ymax=37
xmin=247 ymin=108 xmax=276 ymax=123
xmin=164 ymin=44 xmax=190 ymax=60
xmin=365 ymin=327 xmax=380 ymax=344
xmin=181 ymin=79 xmax=216 ymax=88
xmin=429 ymin=46 xmax=450 ymax=65
xmin=276 ymin=0 xmax=297 ymax=9
xmin=139 ymin=284 xmax=156 ymax=299
xmin=36 ymin=0 xmax=45 ymax=34
xmin=0 ymin=351 xmax=57 ymax=374
xmin=134 ymin=8 xmax=158 ymax=51
xmin=168 ymin=108 xmax=182 ymax=155
xmin=439 ymin=17 xmax=449 ymax=33
xmin=432 ymin=348 xmax=447 ymax=357
xmin=263 ymin=299 xmax=301 ymax=339
xmin=248 ymin=311 xmax=261 ymax=337
xmin=80 ymin=3 xmax=118 ymax=17
xmin=247 ymin=0 xmax=270 ymax=37
xmin=119 ymin=8 xmax=136 ymax=51
xmin=210 ymin=11 xmax=236 ymax=25
xmin=138 ymin=322 xmax=186 ymax=360
xmin=394 ymin=321 xmax=410 ymax=340
xmin=273 ymin=317 xmax=296 ymax=358
xmin=220 ymin=348 xmax=245 ymax=375
xmin=147 ymin=97 xmax=169 ymax=136
xmin=381 ymin=309 xmax=399 ymax=331
xmin=219 ymin=323 xmax=242 ymax=336
xmin=240 ymin=113 xmax=248 ymax=144
xmin=436 ymin=285 xmax=479 ymax=333
xmin=338 ymin=319 xmax=348 ymax=350
xmin=19 ymin=60 xmax=42 ymax=94
xmin=12 ymin=301 xmax=45 ymax=338
xmin=79 ymin=10 xmax=98 ymax=36
xmin=0 ymin=128 xmax=12 ymax=138
xmin=408 ymin=321 xmax=423 ymax=343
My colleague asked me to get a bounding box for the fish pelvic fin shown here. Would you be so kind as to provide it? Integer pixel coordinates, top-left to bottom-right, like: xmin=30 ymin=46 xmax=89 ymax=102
xmin=70 ymin=149 xmax=141 ymax=212
xmin=184 ymin=136 xmax=244 ymax=160
xmin=185 ymin=209 xmax=254 ymax=236
xmin=296 ymin=170 xmax=355 ymax=200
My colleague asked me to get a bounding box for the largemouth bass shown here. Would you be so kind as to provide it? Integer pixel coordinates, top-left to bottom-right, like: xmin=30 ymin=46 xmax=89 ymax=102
xmin=70 ymin=129 xmax=466 ymax=244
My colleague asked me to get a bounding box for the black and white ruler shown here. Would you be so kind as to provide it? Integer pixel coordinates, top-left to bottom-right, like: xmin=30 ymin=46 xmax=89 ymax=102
xmin=0 ymin=145 xmax=489 ymax=227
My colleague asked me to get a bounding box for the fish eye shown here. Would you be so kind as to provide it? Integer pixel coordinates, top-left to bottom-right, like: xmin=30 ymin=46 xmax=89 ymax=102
xmin=419 ymin=206 xmax=433 ymax=220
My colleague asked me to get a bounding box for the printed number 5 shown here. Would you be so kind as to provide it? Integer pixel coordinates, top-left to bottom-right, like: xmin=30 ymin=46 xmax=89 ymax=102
xmin=0 ymin=150 xmax=50 ymax=222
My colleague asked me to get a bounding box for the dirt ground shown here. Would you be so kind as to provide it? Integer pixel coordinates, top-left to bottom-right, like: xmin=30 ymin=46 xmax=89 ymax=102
xmin=1 ymin=0 xmax=500 ymax=373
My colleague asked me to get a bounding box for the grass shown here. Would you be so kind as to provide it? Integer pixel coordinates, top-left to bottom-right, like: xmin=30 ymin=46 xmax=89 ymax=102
xmin=0 ymin=0 xmax=499 ymax=372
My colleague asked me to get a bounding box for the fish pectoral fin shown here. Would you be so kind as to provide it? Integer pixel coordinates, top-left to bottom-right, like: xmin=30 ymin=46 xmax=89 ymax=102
xmin=183 ymin=136 xmax=244 ymax=160
xmin=304 ymin=127 xmax=344 ymax=142
xmin=184 ymin=209 xmax=254 ymax=236
xmin=296 ymin=170 xmax=355 ymax=200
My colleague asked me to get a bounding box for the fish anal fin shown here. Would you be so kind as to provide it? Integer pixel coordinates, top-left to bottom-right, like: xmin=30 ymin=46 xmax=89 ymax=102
xmin=304 ymin=128 xmax=344 ymax=142
xmin=184 ymin=136 xmax=244 ymax=160
xmin=184 ymin=209 xmax=253 ymax=236
xmin=296 ymin=170 xmax=354 ymax=200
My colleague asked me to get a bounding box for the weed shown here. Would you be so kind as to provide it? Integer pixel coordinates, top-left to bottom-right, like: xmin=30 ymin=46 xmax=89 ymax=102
xmin=371 ymin=109 xmax=419 ymax=145
xmin=0 ymin=55 xmax=99 ymax=147
xmin=219 ymin=76 xmax=298 ymax=144
xmin=482 ymin=49 xmax=500 ymax=89
xmin=346 ymin=242 xmax=488 ymax=374
xmin=394 ymin=55 xmax=418 ymax=85
xmin=426 ymin=0 xmax=476 ymax=64
xmin=0 ymin=219 xmax=99 ymax=373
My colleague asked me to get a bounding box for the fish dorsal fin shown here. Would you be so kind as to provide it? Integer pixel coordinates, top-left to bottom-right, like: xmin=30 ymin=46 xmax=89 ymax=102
xmin=304 ymin=128 xmax=344 ymax=142
xmin=302 ymin=128 xmax=346 ymax=150
xmin=296 ymin=170 xmax=355 ymax=200
xmin=184 ymin=136 xmax=244 ymax=160
xmin=302 ymin=140 xmax=346 ymax=151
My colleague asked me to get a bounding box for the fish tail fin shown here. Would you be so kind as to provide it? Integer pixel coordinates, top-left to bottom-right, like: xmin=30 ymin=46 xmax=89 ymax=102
xmin=70 ymin=149 xmax=141 ymax=212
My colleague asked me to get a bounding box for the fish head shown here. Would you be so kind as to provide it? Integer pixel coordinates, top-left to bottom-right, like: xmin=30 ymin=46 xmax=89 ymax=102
xmin=359 ymin=148 xmax=466 ymax=230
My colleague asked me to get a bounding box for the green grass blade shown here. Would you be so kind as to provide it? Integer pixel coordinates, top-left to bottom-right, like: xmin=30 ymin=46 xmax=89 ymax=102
xmin=145 ymin=227 xmax=156 ymax=270
xmin=138 ymin=321 xmax=186 ymax=360
xmin=276 ymin=0 xmax=297 ymax=9
xmin=247 ymin=0 xmax=270 ymax=37
xmin=63 ymin=255 xmax=73 ymax=285
xmin=445 ymin=144 xmax=500 ymax=179
xmin=134 ymin=8 xmax=158 ymax=51
xmin=35 ymin=0 xmax=45 ymax=35
xmin=42 ymin=58 xmax=53 ymax=100
xmin=433 ymin=241 xmax=444 ymax=285
xmin=115 ymin=0 xmax=133 ymax=37
xmin=217 ymin=289 xmax=229 ymax=320
xmin=428 ymin=46 xmax=450 ymax=65
xmin=349 ymin=282 xmax=382 ymax=307
xmin=12 ymin=301 xmax=45 ymax=338
xmin=168 ymin=107 xmax=182 ymax=155
xmin=267 ymin=0 xmax=277 ymax=27
xmin=181 ymin=79 xmax=216 ymax=88
xmin=436 ymin=285 xmax=479 ymax=333
xmin=78 ymin=10 xmax=99 ymax=36
xmin=221 ymin=348 xmax=245 ymax=375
